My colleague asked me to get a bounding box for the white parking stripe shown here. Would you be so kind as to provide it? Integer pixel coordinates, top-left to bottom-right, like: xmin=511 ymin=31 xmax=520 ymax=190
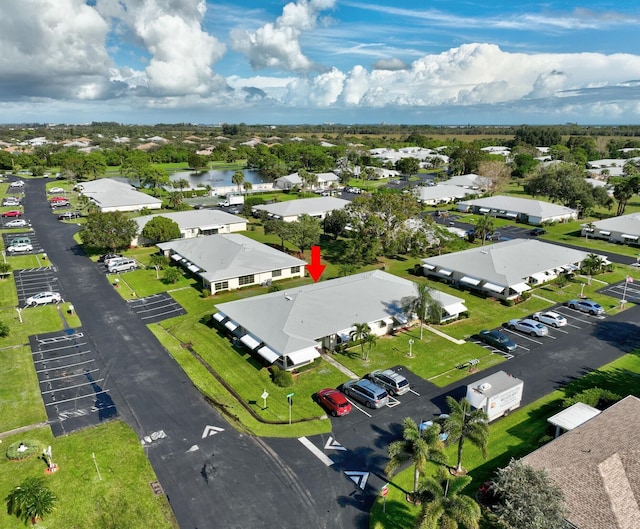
xmin=409 ymin=388 xmax=421 ymax=397
xmin=298 ymin=437 xmax=334 ymax=467
xmin=504 ymin=328 xmax=543 ymax=345
xmin=344 ymin=397 xmax=372 ymax=417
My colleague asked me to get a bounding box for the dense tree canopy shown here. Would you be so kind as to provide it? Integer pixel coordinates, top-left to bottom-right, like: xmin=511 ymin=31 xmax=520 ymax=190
xmin=141 ymin=216 xmax=181 ymax=245
xmin=80 ymin=211 xmax=139 ymax=252
xmin=513 ymin=126 xmax=562 ymax=147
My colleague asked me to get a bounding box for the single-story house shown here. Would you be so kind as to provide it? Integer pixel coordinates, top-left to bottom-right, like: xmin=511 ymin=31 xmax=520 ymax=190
xmin=212 ymin=270 xmax=468 ymax=370
xmin=157 ymin=234 xmax=306 ymax=293
xmin=581 ymin=213 xmax=640 ymax=245
xmin=413 ymin=184 xmax=478 ymax=205
xmin=252 ymin=197 xmax=350 ymax=222
xmin=76 ymin=178 xmax=162 ymax=212
xmin=457 ymin=195 xmax=578 ymax=225
xmin=421 ymin=239 xmax=598 ymax=300
xmin=523 ymin=395 xmax=640 ymax=529
xmin=445 ymin=173 xmax=491 ymax=190
xmin=274 ymin=172 xmax=339 ymax=190
xmin=132 ymin=210 xmax=247 ymax=246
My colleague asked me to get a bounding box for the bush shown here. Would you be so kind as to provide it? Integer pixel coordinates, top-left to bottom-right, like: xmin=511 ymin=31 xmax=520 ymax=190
xmin=6 ymin=440 xmax=41 ymax=461
xmin=502 ymin=299 xmax=515 ymax=307
xmin=563 ymin=387 xmax=621 ymax=409
xmin=201 ymin=288 xmax=211 ymax=298
xmin=269 ymin=366 xmax=294 ymax=387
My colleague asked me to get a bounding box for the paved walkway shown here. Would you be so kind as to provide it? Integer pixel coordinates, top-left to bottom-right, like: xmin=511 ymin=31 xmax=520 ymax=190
xmin=321 ymin=353 xmax=359 ymax=379
xmin=424 ymin=325 xmax=466 ymax=344
xmin=0 ymin=422 xmax=49 ymax=439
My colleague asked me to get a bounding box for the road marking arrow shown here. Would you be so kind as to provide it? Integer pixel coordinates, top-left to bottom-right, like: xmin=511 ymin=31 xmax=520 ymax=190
xmin=202 ymin=425 xmax=225 ymax=438
xmin=324 ymin=436 xmax=347 ymax=451
xmin=345 ymin=470 xmax=369 ymax=490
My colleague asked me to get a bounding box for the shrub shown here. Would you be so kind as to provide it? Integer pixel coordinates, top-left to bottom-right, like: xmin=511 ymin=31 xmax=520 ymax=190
xmin=201 ymin=288 xmax=211 ymax=298
xmin=563 ymin=387 xmax=621 ymax=409
xmin=502 ymin=299 xmax=515 ymax=307
xmin=6 ymin=440 xmax=41 ymax=461
xmin=269 ymin=366 xmax=294 ymax=387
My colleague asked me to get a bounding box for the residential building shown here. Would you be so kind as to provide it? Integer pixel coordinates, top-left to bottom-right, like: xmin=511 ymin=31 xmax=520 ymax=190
xmin=157 ymin=233 xmax=306 ymax=293
xmin=457 ymin=195 xmax=578 ymax=225
xmin=132 ymin=210 xmax=247 ymax=246
xmin=581 ymin=213 xmax=640 ymax=246
xmin=421 ymin=239 xmax=597 ymax=300
xmin=76 ymin=178 xmax=162 ymax=212
xmin=252 ymin=197 xmax=349 ymax=222
xmin=413 ymin=184 xmax=478 ymax=205
xmin=213 ymin=270 xmax=467 ymax=369
xmin=274 ymin=171 xmax=339 ymax=190
xmin=523 ymin=396 xmax=640 ymax=529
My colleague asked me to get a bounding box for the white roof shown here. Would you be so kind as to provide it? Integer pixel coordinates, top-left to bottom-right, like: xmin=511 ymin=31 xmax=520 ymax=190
xmin=77 ymin=178 xmax=162 ymax=210
xmin=423 ymin=239 xmax=591 ymax=287
xmin=587 ymin=212 xmax=640 ymax=236
xmin=445 ymin=174 xmax=491 ymax=188
xmin=134 ymin=209 xmax=246 ymax=233
xmin=157 ymin=234 xmax=306 ymax=284
xmin=548 ymin=402 xmax=601 ymax=432
xmin=253 ymin=197 xmax=349 ymax=218
xmin=414 ymin=185 xmax=477 ymax=201
xmin=215 ymin=270 xmax=465 ymax=357
xmin=459 ymin=195 xmax=577 ymax=219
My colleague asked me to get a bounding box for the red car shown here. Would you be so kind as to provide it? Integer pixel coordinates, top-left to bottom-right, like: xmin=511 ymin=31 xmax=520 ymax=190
xmin=49 ymin=196 xmax=68 ymax=203
xmin=316 ymin=388 xmax=352 ymax=417
xmin=1 ymin=210 xmax=22 ymax=217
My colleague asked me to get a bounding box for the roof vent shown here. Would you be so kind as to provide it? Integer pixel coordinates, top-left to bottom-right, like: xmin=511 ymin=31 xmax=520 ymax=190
xmin=478 ymin=382 xmax=492 ymax=392
xmin=284 ymin=295 xmax=292 ymax=301
xmin=480 ymin=250 xmax=488 ymax=254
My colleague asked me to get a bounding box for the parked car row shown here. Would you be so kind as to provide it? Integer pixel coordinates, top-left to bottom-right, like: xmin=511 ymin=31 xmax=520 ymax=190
xmin=316 ymin=368 xmax=411 ymax=416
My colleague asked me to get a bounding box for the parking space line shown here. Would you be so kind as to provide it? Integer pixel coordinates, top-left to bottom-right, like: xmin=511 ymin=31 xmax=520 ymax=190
xmin=504 ymin=329 xmax=543 ymax=345
xmin=35 ymin=359 xmax=95 ymax=373
xmin=33 ymin=350 xmax=92 ymax=363
xmin=41 ymin=378 xmax=104 ymax=394
xmin=297 ymin=437 xmax=334 ymax=467
xmin=38 ymin=333 xmax=84 ymax=344
xmin=45 ymin=390 xmax=110 ymax=406
xmin=39 ymin=368 xmax=100 ymax=384
xmin=387 ymin=397 xmax=401 ymax=408
xmin=139 ymin=307 xmax=184 ymax=320
xmin=409 ymin=389 xmax=420 ymax=397
xmin=344 ymin=398 xmax=372 ymax=417
xmin=555 ymin=309 xmax=598 ymax=325
xmin=35 ymin=341 xmax=88 ymax=353
xmin=515 ymin=344 xmax=530 ymax=352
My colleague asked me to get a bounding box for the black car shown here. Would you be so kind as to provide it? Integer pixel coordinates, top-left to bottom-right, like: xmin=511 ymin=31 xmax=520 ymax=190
xmin=530 ymin=228 xmax=546 ymax=236
xmin=58 ymin=211 xmax=81 ymax=220
xmin=477 ymin=330 xmax=517 ymax=353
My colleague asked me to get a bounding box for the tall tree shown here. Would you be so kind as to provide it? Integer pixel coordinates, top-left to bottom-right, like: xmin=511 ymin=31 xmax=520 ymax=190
xmin=288 ymin=214 xmax=322 ymax=253
xmin=349 ymin=322 xmax=371 ymax=359
xmin=401 ymin=283 xmax=440 ymax=340
xmin=611 ymin=175 xmax=640 ymax=216
xmin=491 ymin=458 xmax=567 ymax=529
xmin=232 ymin=170 xmax=245 ymax=194
xmin=243 ymin=181 xmax=253 ymax=194
xmin=141 ymin=216 xmax=181 ymax=244
xmin=6 ymin=476 xmax=57 ymax=526
xmin=395 ymin=157 xmax=420 ymax=179
xmin=444 ymin=396 xmax=489 ymax=474
xmin=79 ymin=211 xmax=139 ymax=252
xmin=414 ymin=467 xmax=481 ymax=529
xmin=386 ymin=417 xmax=447 ymax=496
xmin=474 ymin=214 xmax=495 ymax=246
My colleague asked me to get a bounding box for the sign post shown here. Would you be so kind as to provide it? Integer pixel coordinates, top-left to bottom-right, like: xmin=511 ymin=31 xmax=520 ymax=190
xmin=261 ymin=390 xmax=269 ymax=410
xmin=286 ymin=392 xmax=294 ymax=425
xmin=381 ymin=483 xmax=389 ymax=513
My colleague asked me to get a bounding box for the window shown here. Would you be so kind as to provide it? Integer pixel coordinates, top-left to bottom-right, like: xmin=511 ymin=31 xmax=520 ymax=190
xmin=238 ymin=275 xmax=254 ymax=286
xmin=272 ymin=269 xmax=282 ymax=278
xmin=214 ymin=281 xmax=229 ymax=291
xmin=291 ymin=266 xmax=301 ymax=273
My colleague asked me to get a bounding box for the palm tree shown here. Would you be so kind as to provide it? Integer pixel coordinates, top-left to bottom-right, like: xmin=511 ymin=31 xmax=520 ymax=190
xmin=349 ymin=322 xmax=370 ymax=359
xmin=581 ymin=253 xmax=605 ymax=276
xmin=444 ymin=396 xmax=489 ymax=474
xmin=414 ymin=468 xmax=481 ymax=529
xmin=386 ymin=417 xmax=447 ymax=496
xmin=402 ymin=284 xmax=440 ymax=340
xmin=243 ymin=181 xmax=253 ymax=195
xmin=173 ymin=178 xmax=190 ymax=193
xmin=584 ymin=222 xmax=595 ymax=240
xmin=6 ymin=476 xmax=57 ymax=525
xmin=474 ymin=214 xmax=495 ymax=245
xmin=231 ymin=170 xmax=244 ymax=195
xmin=363 ymin=333 xmax=377 ymax=361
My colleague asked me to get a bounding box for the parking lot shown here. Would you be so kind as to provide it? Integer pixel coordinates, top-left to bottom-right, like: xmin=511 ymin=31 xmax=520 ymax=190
xmin=470 ymin=303 xmax=606 ymax=358
xmin=2 ymin=230 xmax=44 ymax=254
xmin=28 ymin=329 xmax=117 ymax=436
xmin=127 ymin=293 xmax=186 ymax=323
xmin=599 ymin=278 xmax=640 ymax=304
xmin=14 ymin=266 xmax=63 ymax=307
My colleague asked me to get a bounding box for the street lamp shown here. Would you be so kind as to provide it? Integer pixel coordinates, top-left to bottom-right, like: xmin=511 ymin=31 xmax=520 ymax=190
xmin=408 ymin=338 xmax=414 ymax=358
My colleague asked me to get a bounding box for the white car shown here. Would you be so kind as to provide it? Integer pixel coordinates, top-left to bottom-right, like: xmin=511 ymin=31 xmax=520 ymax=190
xmin=9 ymin=180 xmax=24 ymax=188
xmin=507 ymin=318 xmax=549 ymax=337
xmin=25 ymin=291 xmax=62 ymax=306
xmin=7 ymin=242 xmax=33 ymax=253
xmin=48 ymin=187 xmax=65 ymax=194
xmin=4 ymin=219 xmax=30 ymax=228
xmin=532 ymin=311 xmax=567 ymax=328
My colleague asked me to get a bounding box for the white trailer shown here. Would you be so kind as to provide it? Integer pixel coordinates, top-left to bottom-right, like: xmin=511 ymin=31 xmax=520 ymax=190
xmin=465 ymin=371 xmax=524 ymax=422
xmin=221 ymin=194 xmax=244 ymax=207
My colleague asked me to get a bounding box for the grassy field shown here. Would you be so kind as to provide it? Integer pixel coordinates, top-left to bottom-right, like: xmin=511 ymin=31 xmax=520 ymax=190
xmin=370 ymin=351 xmax=640 ymax=529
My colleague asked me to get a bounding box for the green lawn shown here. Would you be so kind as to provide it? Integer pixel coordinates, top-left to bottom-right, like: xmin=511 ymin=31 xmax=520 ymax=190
xmin=370 ymin=351 xmax=640 ymax=529
xmin=0 ymin=421 xmax=176 ymax=529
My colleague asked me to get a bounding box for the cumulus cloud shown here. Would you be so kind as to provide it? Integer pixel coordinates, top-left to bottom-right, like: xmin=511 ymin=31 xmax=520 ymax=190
xmin=0 ymin=0 xmax=113 ymax=99
xmin=96 ymin=0 xmax=227 ymax=96
xmin=372 ymin=58 xmax=409 ymax=71
xmin=230 ymin=0 xmax=336 ymax=72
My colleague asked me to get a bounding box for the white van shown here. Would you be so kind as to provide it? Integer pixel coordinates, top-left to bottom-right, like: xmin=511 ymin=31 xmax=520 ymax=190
xmin=107 ymin=258 xmax=137 ymax=273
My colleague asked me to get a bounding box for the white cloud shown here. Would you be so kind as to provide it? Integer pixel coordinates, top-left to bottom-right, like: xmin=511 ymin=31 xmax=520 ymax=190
xmin=96 ymin=0 xmax=226 ymax=96
xmin=372 ymin=58 xmax=409 ymax=71
xmin=230 ymin=0 xmax=336 ymax=72
xmin=0 ymin=0 xmax=113 ymax=99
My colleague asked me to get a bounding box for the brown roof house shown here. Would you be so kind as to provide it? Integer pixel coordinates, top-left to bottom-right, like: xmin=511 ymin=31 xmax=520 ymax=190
xmin=522 ymin=395 xmax=640 ymax=529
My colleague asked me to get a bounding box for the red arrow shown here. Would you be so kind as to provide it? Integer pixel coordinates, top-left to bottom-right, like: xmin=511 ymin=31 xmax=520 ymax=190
xmin=305 ymin=245 xmax=326 ymax=282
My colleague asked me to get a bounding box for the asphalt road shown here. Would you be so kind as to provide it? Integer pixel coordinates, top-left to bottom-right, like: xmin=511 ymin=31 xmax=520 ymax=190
xmin=21 ymin=178 xmax=335 ymax=529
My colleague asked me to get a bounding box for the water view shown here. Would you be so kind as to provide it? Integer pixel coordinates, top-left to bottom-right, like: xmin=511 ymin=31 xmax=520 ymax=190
xmin=169 ymin=169 xmax=269 ymax=189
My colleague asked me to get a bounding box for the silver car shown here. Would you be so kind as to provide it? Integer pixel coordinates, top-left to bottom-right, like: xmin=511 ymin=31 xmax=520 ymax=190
xmin=507 ymin=318 xmax=549 ymax=337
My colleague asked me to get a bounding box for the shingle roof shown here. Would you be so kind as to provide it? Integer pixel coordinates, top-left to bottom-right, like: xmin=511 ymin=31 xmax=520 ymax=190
xmin=422 ymin=239 xmax=589 ymax=286
xmin=523 ymin=396 xmax=640 ymax=529
xmin=157 ymin=234 xmax=306 ymax=284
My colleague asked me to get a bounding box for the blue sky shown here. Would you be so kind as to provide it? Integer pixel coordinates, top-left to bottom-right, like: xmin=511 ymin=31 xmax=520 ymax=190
xmin=0 ymin=0 xmax=639 ymax=125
